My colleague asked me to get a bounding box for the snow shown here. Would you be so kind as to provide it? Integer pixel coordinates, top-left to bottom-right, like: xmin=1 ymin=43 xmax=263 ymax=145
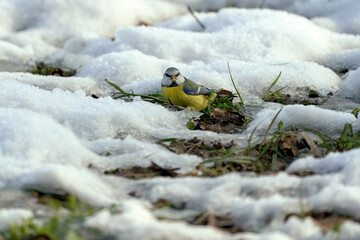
xmin=20 ymin=164 xmax=119 ymax=206
xmin=0 ymin=0 xmax=186 ymax=60
xmin=0 ymin=208 xmax=33 ymax=231
xmin=246 ymin=105 xmax=357 ymax=137
xmin=183 ymin=0 xmax=360 ymax=34
xmin=85 ymin=201 xmax=230 ymax=240
xmin=271 ymin=216 xmax=322 ymax=240
xmin=77 ymin=8 xmax=360 ymax=63
xmin=338 ymin=68 xmax=360 ymax=102
xmin=287 ymin=148 xmax=360 ymax=219
xmin=0 ymin=80 xmax=203 ymax=141
xmin=340 ymin=221 xmax=360 ymax=240
xmin=85 ymin=136 xmax=203 ymax=173
xmin=1 ymin=0 xmax=360 ymax=239
xmin=320 ymin=49 xmax=360 ymax=72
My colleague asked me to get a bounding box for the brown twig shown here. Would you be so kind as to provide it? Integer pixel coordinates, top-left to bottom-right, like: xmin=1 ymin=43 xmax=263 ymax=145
xmin=187 ymin=5 xmax=206 ymax=30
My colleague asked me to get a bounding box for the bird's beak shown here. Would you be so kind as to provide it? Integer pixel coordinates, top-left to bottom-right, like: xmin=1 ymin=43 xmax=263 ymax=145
xmin=171 ymin=76 xmax=176 ymax=81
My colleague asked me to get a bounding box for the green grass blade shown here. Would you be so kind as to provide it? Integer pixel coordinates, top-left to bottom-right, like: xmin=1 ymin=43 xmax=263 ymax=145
xmin=137 ymin=94 xmax=167 ymax=103
xmin=257 ymin=141 xmax=272 ymax=160
xmin=263 ymin=107 xmax=283 ymax=142
xmin=158 ymin=138 xmax=178 ymax=142
xmin=151 ymin=94 xmax=164 ymax=98
xmin=271 ymin=152 xmax=278 ymax=171
xmin=105 ymin=79 xmax=126 ymax=94
xmin=105 ymin=79 xmax=166 ymax=104
xmin=258 ymin=0 xmax=267 ymax=8
xmin=248 ymin=123 xmax=260 ymax=150
xmin=262 ymin=71 xmax=282 ymax=100
xmin=227 ymin=61 xmax=244 ymax=105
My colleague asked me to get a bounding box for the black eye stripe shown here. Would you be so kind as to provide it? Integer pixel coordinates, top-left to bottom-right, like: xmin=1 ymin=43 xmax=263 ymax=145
xmin=165 ymin=72 xmax=180 ymax=78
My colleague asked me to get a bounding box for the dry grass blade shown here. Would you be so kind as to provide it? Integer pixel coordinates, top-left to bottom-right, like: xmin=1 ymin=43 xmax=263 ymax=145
xmin=201 ymin=156 xmax=257 ymax=165
xmin=187 ymin=5 xmax=206 ymax=30
xmin=301 ymin=132 xmax=323 ymax=158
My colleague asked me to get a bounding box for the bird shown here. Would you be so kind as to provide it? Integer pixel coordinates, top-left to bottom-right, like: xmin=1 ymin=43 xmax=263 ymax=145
xmin=161 ymin=67 xmax=216 ymax=111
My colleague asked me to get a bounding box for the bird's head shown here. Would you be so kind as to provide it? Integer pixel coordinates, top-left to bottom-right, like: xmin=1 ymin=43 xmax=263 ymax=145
xmin=161 ymin=67 xmax=186 ymax=87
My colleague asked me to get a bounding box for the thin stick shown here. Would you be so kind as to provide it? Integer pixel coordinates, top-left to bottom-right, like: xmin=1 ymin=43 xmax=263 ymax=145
xmin=187 ymin=5 xmax=206 ymax=30
xmin=301 ymin=132 xmax=322 ymax=158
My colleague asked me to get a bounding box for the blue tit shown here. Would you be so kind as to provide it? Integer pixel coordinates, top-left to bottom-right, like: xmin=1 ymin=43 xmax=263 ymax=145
xmin=161 ymin=67 xmax=216 ymax=111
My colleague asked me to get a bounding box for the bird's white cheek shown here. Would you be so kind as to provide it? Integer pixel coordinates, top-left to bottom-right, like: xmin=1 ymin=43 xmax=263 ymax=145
xmin=176 ymin=76 xmax=186 ymax=85
xmin=161 ymin=77 xmax=171 ymax=86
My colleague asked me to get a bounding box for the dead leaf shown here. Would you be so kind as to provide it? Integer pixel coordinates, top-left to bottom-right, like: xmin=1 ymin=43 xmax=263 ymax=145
xmin=279 ymin=135 xmax=299 ymax=157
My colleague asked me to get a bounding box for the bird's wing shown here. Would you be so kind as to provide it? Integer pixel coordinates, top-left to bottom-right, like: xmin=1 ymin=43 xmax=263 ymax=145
xmin=182 ymin=78 xmax=213 ymax=96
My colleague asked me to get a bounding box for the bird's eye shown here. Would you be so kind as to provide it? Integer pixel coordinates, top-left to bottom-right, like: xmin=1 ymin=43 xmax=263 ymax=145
xmin=175 ymin=73 xmax=180 ymax=77
xmin=165 ymin=74 xmax=171 ymax=77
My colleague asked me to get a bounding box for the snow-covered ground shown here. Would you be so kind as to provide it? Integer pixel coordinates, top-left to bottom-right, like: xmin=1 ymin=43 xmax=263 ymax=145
xmin=1 ymin=0 xmax=360 ymax=239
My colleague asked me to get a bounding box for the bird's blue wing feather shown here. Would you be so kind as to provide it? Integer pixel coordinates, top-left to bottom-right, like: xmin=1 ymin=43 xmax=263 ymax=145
xmin=182 ymin=78 xmax=212 ymax=95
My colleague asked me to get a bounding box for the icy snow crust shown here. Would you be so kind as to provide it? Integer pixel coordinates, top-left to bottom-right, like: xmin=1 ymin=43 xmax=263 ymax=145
xmin=1 ymin=0 xmax=360 ymax=239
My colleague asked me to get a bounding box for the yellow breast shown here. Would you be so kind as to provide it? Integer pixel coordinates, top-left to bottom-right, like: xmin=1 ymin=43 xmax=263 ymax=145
xmin=161 ymin=85 xmax=209 ymax=111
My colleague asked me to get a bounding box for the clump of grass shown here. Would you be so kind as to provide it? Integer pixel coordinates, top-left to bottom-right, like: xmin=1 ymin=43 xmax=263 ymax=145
xmin=325 ymin=123 xmax=360 ymax=152
xmin=197 ymin=108 xmax=298 ymax=174
xmin=0 ymin=193 xmax=110 ymax=240
xmin=243 ymin=107 xmax=304 ymax=172
xmin=252 ymin=123 xmax=301 ymax=171
xmin=199 ymin=119 xmax=360 ymax=176
xmin=261 ymin=71 xmax=283 ymax=101
xmin=36 ymin=193 xmax=95 ymax=216
xmin=352 ymin=107 xmax=359 ymax=118
xmin=185 ymin=62 xmax=250 ymax=132
xmin=2 ymin=217 xmax=85 ymax=240
xmin=201 ymin=92 xmax=241 ymax=116
xmin=28 ymin=62 xmax=76 ymax=77
xmin=304 ymin=122 xmax=360 ymax=154
xmin=261 ymin=74 xmax=327 ymax=105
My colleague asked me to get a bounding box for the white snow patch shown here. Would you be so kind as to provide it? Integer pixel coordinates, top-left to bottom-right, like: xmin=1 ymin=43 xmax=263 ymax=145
xmin=0 ymin=80 xmax=208 ymax=141
xmin=20 ymin=164 xmax=120 ymax=206
xmin=338 ymin=68 xmax=360 ymax=102
xmin=246 ymin=105 xmax=356 ymax=137
xmin=85 ymin=136 xmax=202 ymax=174
xmin=0 ymin=72 xmax=101 ymax=95
xmin=85 ymin=200 xmax=230 ymax=240
xmin=340 ymin=221 xmax=360 ymax=240
xmin=0 ymin=208 xmax=33 ymax=231
xmin=268 ymin=216 xmax=322 ymax=240
xmin=321 ymin=49 xmax=360 ymax=72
